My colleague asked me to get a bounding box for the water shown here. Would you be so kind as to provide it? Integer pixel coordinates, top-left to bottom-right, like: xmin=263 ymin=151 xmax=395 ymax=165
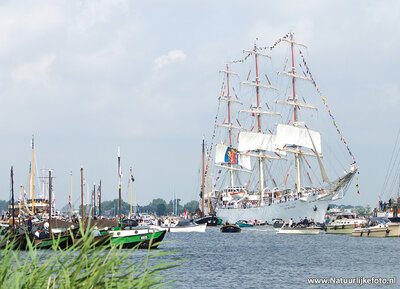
xmin=139 ymin=227 xmax=400 ymax=288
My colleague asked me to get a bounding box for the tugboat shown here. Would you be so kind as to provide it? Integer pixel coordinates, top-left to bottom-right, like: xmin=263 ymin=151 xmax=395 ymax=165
xmin=220 ymin=223 xmax=241 ymax=233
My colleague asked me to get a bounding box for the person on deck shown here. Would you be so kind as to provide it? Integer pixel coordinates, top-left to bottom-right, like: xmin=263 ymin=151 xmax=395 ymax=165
xmin=27 ymin=217 xmax=33 ymax=233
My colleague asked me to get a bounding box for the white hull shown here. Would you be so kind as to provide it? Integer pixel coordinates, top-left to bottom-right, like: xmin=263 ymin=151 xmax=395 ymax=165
xmin=216 ymin=198 xmax=331 ymax=224
xmin=149 ymin=223 xmax=207 ymax=233
xmin=277 ymin=227 xmax=320 ymax=235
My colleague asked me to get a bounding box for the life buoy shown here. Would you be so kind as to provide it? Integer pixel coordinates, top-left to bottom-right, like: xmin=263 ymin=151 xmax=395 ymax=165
xmin=386 ymin=228 xmax=390 ymax=234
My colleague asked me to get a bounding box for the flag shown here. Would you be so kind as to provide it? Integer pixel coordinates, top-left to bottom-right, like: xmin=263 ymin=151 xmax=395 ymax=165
xmin=224 ymin=147 xmax=238 ymax=164
xmin=131 ymin=176 xmax=135 ymax=182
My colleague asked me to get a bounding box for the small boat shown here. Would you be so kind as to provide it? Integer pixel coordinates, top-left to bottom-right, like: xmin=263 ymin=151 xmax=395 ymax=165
xmin=352 ymin=217 xmax=400 ymax=237
xmin=108 ymin=227 xmax=166 ymax=249
xmin=236 ymin=220 xmax=254 ymax=228
xmin=325 ymin=213 xmax=366 ymax=234
xmin=150 ymin=220 xmax=207 ymax=233
xmin=33 ymin=234 xmax=71 ymax=249
xmin=272 ymin=218 xmax=284 ymax=228
xmin=220 ymin=224 xmax=241 ymax=233
xmin=277 ymin=226 xmax=320 ymax=235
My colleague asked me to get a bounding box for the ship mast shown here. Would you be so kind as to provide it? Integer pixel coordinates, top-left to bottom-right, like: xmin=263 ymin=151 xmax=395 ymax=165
xmin=254 ymin=43 xmax=265 ymax=204
xmin=48 ymin=170 xmax=52 ymax=236
xmin=240 ymin=43 xmax=279 ymax=204
xmin=70 ymin=171 xmax=73 ymax=217
xmin=118 ymin=147 xmax=122 ymax=227
xmin=290 ymin=33 xmax=301 ymax=194
xmin=226 ymin=64 xmax=235 ymax=187
xmin=130 ymin=167 xmax=132 ymax=217
xmin=11 ymin=166 xmax=15 ymax=234
xmin=201 ymin=137 xmax=205 ymax=215
xmin=81 ymin=167 xmax=84 ymax=230
xmin=31 ymin=135 xmax=35 ymax=213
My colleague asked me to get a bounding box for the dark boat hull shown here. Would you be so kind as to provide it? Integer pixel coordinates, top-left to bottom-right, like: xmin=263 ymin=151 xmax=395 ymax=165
xmin=220 ymin=225 xmax=241 ymax=233
xmin=195 ymin=216 xmax=222 ymax=226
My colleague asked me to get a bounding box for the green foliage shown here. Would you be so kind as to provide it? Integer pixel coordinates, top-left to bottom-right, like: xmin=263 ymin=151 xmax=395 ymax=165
xmin=354 ymin=205 xmax=372 ymax=216
xmin=0 ymin=222 xmax=180 ymax=288
xmin=137 ymin=198 xmax=199 ymax=216
xmin=182 ymin=201 xmax=199 ymax=214
xmin=98 ymin=199 xmax=131 ymax=216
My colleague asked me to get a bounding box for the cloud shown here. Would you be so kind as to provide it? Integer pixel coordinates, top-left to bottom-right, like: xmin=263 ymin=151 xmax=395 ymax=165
xmin=154 ymin=50 xmax=187 ymax=70
xmin=11 ymin=55 xmax=56 ymax=85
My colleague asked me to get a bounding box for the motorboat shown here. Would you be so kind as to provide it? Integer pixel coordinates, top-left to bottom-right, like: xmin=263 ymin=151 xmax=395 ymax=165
xmin=220 ymin=224 xmax=241 ymax=233
xmin=150 ymin=219 xmax=207 ymax=233
xmin=236 ymin=220 xmax=254 ymax=227
xmin=325 ymin=213 xmax=366 ymax=234
xmin=352 ymin=217 xmax=400 ymax=237
xmin=277 ymin=225 xmax=320 ymax=235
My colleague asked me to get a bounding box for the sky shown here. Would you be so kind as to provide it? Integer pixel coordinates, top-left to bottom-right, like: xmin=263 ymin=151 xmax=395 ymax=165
xmin=0 ymin=0 xmax=399 ymax=209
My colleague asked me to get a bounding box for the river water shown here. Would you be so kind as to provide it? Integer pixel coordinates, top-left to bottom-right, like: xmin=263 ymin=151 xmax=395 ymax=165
xmin=141 ymin=226 xmax=400 ymax=288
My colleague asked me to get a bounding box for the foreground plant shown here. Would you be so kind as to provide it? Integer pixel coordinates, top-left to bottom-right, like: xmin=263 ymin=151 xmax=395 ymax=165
xmin=0 ymin=224 xmax=180 ymax=289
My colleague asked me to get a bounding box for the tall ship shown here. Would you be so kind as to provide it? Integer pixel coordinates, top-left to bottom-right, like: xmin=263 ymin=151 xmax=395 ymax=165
xmin=208 ymin=33 xmax=358 ymax=224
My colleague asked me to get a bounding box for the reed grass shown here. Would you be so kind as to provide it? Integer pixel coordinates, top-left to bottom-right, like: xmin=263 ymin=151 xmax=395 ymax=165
xmin=0 ymin=223 xmax=180 ymax=289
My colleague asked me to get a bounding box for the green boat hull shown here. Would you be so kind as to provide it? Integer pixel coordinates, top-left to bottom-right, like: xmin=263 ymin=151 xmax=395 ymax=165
xmin=110 ymin=230 xmax=166 ymax=249
xmin=326 ymin=224 xmax=357 ymax=235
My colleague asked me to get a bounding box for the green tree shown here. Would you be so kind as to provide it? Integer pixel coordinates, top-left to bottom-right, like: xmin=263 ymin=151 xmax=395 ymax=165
xmin=183 ymin=200 xmax=199 ymax=214
xmin=156 ymin=203 xmax=167 ymax=216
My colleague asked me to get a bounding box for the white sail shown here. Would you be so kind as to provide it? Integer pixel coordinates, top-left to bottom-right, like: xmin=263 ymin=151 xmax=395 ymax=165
xmin=215 ymin=143 xmax=228 ymax=164
xmin=275 ymin=124 xmax=321 ymax=154
xmin=238 ymin=154 xmax=251 ymax=170
xmin=238 ymin=132 xmax=274 ymax=152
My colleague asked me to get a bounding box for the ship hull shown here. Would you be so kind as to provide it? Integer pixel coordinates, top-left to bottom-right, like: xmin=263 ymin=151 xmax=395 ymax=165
xmin=216 ymin=198 xmax=330 ymax=224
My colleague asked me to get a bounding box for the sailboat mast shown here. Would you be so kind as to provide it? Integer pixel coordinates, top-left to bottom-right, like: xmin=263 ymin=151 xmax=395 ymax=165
xmin=80 ymin=167 xmax=84 ymax=229
xmin=19 ymin=185 xmax=22 ymax=219
xmin=207 ymin=157 xmax=210 ymax=215
xmin=31 ymin=135 xmax=35 ymax=214
xmin=130 ymin=167 xmax=133 ymax=217
xmin=93 ymin=184 xmax=96 ymax=217
xmin=70 ymin=171 xmax=73 ymax=217
xmin=11 ymin=166 xmax=15 ymax=234
xmin=290 ymin=33 xmax=301 ymax=194
xmin=118 ymin=147 xmax=122 ymax=227
xmin=99 ymin=180 xmax=102 ymax=217
xmin=49 ymin=170 xmax=52 ymax=235
xmin=201 ymin=137 xmax=205 ymax=215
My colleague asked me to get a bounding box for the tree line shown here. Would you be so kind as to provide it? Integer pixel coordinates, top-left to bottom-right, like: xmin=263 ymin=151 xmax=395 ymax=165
xmin=98 ymin=198 xmax=199 ymax=217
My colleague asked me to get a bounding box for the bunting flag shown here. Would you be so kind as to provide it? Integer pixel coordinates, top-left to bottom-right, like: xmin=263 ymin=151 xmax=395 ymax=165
xmin=298 ymin=49 xmax=357 ymax=163
xmin=230 ymin=52 xmax=252 ymax=64
xmin=258 ymin=33 xmax=290 ymax=51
